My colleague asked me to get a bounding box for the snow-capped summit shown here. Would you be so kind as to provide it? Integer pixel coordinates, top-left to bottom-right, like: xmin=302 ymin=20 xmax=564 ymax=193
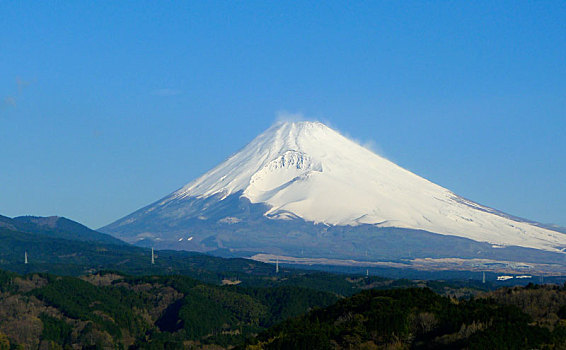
xmin=145 ymin=121 xmax=564 ymax=252
xmin=101 ymin=121 xmax=565 ymax=270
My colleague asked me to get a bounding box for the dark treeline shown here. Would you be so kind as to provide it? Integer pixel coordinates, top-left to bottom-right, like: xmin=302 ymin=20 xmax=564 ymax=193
xmin=1 ymin=217 xmax=565 ymax=349
xmin=1 ymin=269 xmax=565 ymax=349
xmin=0 ymin=269 xmax=339 ymax=349
xmin=242 ymin=284 xmax=566 ymax=350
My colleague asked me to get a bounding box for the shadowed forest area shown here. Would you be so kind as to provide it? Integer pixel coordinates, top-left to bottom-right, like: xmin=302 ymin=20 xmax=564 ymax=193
xmin=1 ymin=269 xmax=565 ymax=349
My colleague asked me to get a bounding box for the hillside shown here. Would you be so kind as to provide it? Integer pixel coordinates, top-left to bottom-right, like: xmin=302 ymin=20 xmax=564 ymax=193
xmin=3 ymin=220 xmax=490 ymax=296
xmin=0 ymin=215 xmax=124 ymax=245
xmin=1 ymin=269 xmax=564 ymax=349
xmin=0 ymin=270 xmax=338 ymax=349
xmin=242 ymin=285 xmax=566 ymax=349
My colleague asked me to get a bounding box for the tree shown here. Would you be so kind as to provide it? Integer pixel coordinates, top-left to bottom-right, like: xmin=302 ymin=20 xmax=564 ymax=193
xmin=0 ymin=331 xmax=10 ymax=350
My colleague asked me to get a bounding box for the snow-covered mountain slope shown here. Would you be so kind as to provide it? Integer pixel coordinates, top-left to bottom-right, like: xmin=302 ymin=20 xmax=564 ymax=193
xmin=102 ymin=121 xmax=566 ymax=266
xmin=130 ymin=121 xmax=564 ymax=253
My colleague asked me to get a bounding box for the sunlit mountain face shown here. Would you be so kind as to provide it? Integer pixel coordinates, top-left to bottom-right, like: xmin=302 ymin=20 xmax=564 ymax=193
xmin=101 ymin=121 xmax=566 ymax=273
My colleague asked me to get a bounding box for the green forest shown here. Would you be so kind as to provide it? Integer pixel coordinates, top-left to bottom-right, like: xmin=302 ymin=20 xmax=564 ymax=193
xmin=0 ymin=269 xmax=341 ymax=349
xmin=1 ymin=215 xmax=565 ymax=349
xmin=242 ymin=284 xmax=566 ymax=349
xmin=1 ymin=269 xmax=565 ymax=349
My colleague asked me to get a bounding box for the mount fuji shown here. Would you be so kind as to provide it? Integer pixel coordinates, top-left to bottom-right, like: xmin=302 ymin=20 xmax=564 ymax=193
xmin=101 ymin=121 xmax=566 ymax=273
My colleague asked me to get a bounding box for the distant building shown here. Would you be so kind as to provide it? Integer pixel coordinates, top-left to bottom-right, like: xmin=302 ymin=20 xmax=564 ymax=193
xmin=497 ymin=275 xmax=513 ymax=281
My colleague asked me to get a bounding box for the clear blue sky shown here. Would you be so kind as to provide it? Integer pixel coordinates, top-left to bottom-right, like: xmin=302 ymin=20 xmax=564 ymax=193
xmin=1 ymin=1 xmax=565 ymax=229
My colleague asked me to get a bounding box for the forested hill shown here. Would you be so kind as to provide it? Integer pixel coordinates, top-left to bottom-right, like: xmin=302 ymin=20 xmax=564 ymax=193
xmin=0 ymin=269 xmax=339 ymax=349
xmin=1 ymin=269 xmax=565 ymax=349
xmin=0 ymin=219 xmax=494 ymax=296
xmin=0 ymin=218 xmax=307 ymax=285
xmin=242 ymin=284 xmax=566 ymax=350
xmin=0 ymin=215 xmax=124 ymax=245
xmin=2 ymin=213 xmax=564 ymax=348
